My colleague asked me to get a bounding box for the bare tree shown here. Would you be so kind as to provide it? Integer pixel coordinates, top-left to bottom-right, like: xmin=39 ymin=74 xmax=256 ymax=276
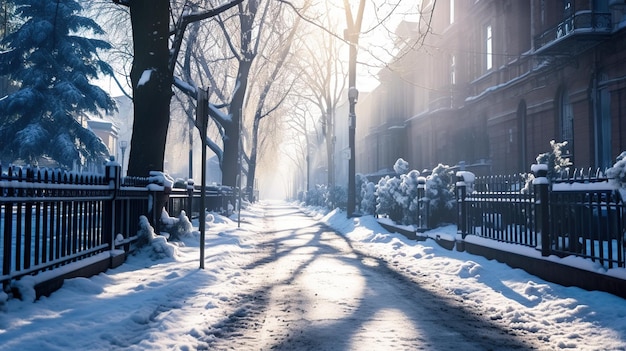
xmin=111 ymin=0 xmax=242 ymax=178
xmin=243 ymin=2 xmax=306 ymax=201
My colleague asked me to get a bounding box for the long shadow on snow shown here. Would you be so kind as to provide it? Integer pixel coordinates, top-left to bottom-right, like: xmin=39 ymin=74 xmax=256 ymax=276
xmin=198 ymin=205 xmax=537 ymax=350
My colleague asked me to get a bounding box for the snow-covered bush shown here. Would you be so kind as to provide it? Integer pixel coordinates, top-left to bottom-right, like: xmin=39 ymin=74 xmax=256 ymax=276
xmin=375 ymin=175 xmax=403 ymax=222
xmin=355 ymin=173 xmax=368 ymax=212
xmin=400 ymin=169 xmax=421 ymax=224
xmin=425 ymin=164 xmax=456 ymax=226
xmin=305 ymin=184 xmax=326 ymax=207
xmin=360 ymin=180 xmax=377 ymax=215
xmin=136 ymin=216 xmax=176 ymax=260
xmin=325 ymin=185 xmax=347 ymax=210
xmin=522 ymin=140 xmax=572 ymax=193
xmin=606 ymin=151 xmax=626 ymax=200
xmin=159 ymin=210 xmax=193 ymax=241
xmin=535 ymin=140 xmax=572 ymax=180
xmin=393 ymin=158 xmax=409 ymax=175
xmin=607 ymin=151 xmax=626 ymax=185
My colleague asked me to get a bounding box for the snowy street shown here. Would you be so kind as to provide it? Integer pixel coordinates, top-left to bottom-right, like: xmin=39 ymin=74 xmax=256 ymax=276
xmin=1 ymin=202 xmax=626 ymax=350
xmin=202 ymin=204 xmax=534 ymax=350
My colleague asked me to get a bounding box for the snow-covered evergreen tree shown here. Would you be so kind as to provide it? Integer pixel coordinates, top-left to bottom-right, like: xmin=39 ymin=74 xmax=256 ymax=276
xmin=0 ymin=0 xmax=116 ymax=169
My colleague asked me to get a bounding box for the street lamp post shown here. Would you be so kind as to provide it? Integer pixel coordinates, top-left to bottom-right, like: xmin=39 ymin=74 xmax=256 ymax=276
xmin=344 ymin=0 xmax=365 ymax=218
xmin=119 ymin=140 xmax=128 ymax=176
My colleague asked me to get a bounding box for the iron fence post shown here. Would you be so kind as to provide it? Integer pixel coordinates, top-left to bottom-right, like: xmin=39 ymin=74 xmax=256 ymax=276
xmin=104 ymin=158 xmax=121 ymax=251
xmin=186 ymin=179 xmax=194 ymax=222
xmin=417 ymin=177 xmax=428 ymax=231
xmin=456 ymin=174 xmax=468 ymax=239
xmin=532 ymin=164 xmax=550 ymax=256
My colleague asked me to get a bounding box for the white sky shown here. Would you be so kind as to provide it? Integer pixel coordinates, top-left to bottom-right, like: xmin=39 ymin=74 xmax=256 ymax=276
xmin=1 ymin=202 xmax=625 ymax=350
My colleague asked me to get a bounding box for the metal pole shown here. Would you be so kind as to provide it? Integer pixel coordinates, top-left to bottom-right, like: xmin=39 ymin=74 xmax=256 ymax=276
xmin=197 ymin=88 xmax=208 ymax=269
xmin=345 ymin=0 xmax=365 ymax=218
xmin=237 ymin=110 xmax=242 ymax=228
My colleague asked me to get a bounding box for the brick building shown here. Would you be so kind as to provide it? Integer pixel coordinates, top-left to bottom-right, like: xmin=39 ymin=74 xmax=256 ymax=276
xmin=355 ymin=0 xmax=626 ymax=177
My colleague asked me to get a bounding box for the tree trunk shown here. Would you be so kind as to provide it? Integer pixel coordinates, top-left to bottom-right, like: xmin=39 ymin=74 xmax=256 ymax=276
xmin=222 ymin=61 xmax=251 ymax=187
xmin=325 ymin=108 xmax=335 ymax=188
xmin=126 ymin=0 xmax=172 ymax=177
xmin=246 ymin=115 xmax=260 ymax=201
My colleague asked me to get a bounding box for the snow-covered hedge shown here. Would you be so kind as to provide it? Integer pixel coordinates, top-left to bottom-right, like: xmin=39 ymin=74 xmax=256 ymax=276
xmin=305 ymin=158 xmax=457 ymax=228
xmin=375 ymin=159 xmax=455 ymax=227
xmin=375 ymin=175 xmax=403 ymax=222
xmin=303 ymin=184 xmax=347 ymax=210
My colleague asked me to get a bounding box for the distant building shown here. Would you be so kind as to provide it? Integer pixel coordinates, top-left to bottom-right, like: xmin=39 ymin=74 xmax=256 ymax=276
xmin=86 ymin=95 xmax=133 ymax=174
xmin=355 ymin=0 xmax=626 ymax=177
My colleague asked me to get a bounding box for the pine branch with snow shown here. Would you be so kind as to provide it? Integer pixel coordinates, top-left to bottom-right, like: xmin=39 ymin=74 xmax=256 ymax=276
xmin=0 ymin=0 xmax=116 ymax=169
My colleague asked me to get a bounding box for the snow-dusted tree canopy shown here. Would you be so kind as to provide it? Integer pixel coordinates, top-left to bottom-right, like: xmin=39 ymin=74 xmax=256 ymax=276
xmin=0 ymin=0 xmax=116 ymax=169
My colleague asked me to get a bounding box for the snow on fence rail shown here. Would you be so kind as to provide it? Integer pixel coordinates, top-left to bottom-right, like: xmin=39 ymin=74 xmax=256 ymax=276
xmin=456 ymin=166 xmax=626 ymax=269
xmin=0 ymin=162 xmax=235 ymax=292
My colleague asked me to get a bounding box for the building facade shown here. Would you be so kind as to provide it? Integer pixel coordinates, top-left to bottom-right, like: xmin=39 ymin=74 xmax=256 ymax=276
xmin=356 ymin=0 xmax=626 ymax=177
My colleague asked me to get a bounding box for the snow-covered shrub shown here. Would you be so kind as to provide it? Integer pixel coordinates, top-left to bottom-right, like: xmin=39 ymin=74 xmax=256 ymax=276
xmin=400 ymin=169 xmax=421 ymax=224
xmin=355 ymin=173 xmax=368 ymax=212
xmin=606 ymin=151 xmax=626 ymax=199
xmin=425 ymin=164 xmax=456 ymax=226
xmin=522 ymin=140 xmax=572 ymax=193
xmin=535 ymin=140 xmax=572 ymax=179
xmin=159 ymin=209 xmax=193 ymax=241
xmin=607 ymin=151 xmax=626 ymax=185
xmin=375 ymin=175 xmax=403 ymax=222
xmin=393 ymin=158 xmax=409 ymax=175
xmin=325 ymin=185 xmax=347 ymax=210
xmin=306 ymin=184 xmax=326 ymax=207
xmin=136 ymin=216 xmax=176 ymax=260
xmin=360 ymin=180 xmax=377 ymax=215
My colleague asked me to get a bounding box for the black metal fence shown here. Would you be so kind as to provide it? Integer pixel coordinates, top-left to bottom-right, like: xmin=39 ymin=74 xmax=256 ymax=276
xmin=0 ymin=162 xmax=236 ymax=290
xmin=456 ymin=166 xmax=626 ymax=269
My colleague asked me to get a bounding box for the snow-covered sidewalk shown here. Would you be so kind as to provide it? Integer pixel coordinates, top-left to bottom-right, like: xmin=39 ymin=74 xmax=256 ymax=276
xmin=0 ymin=201 xmax=625 ymax=350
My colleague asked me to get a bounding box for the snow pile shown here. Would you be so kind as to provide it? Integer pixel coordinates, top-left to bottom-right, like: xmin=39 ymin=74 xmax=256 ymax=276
xmin=136 ymin=215 xmax=177 ymax=260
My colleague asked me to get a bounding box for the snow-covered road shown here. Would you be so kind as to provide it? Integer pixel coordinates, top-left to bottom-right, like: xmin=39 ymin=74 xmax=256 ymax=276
xmin=200 ymin=204 xmax=536 ymax=350
xmin=2 ymin=201 xmax=625 ymax=350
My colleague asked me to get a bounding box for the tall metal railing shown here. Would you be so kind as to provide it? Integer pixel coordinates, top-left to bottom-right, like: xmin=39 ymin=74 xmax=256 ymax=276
xmin=0 ymin=162 xmax=236 ymax=290
xmin=0 ymin=164 xmax=115 ymax=288
xmin=456 ymin=166 xmax=626 ymax=269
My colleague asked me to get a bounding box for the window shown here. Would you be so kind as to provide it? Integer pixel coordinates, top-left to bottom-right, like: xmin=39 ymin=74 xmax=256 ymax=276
xmin=450 ymin=0 xmax=455 ymax=24
xmin=596 ymin=73 xmax=612 ymax=169
xmin=485 ymin=25 xmax=493 ymax=70
xmin=559 ymin=88 xmax=574 ymax=158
